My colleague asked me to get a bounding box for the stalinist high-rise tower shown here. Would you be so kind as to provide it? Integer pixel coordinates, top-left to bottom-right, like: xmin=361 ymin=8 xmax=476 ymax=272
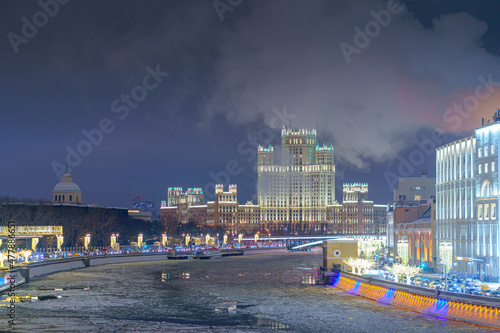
xmin=257 ymin=128 xmax=335 ymax=233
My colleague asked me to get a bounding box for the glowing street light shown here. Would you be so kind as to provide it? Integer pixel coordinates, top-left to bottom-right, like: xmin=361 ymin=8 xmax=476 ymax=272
xmin=162 ymin=234 xmax=167 ymax=248
xmin=19 ymin=250 xmax=32 ymax=263
xmin=56 ymin=235 xmax=64 ymax=251
xmin=138 ymin=234 xmax=143 ymax=249
xmin=84 ymin=234 xmax=91 ymax=251
xmin=111 ymin=234 xmax=117 ymax=250
xmin=0 ymin=252 xmax=7 ymax=268
xmin=31 ymin=238 xmax=39 ymax=251
xmin=185 ymin=234 xmax=190 ymax=247
xmin=254 ymin=234 xmax=259 ymax=243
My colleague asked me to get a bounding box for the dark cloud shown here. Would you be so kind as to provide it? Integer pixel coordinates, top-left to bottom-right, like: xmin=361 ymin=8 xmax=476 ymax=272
xmin=1 ymin=0 xmax=499 ymax=207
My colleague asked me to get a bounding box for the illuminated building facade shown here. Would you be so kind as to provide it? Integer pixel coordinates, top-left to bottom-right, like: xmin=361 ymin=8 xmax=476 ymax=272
xmin=161 ymin=129 xmax=387 ymax=236
xmin=257 ymin=128 xmax=335 ymax=233
xmin=393 ymin=202 xmax=435 ymax=270
xmin=436 ymin=110 xmax=500 ymax=281
xmin=388 ymin=175 xmax=436 ymax=252
xmin=326 ymin=183 xmax=387 ymax=235
xmin=207 ymin=185 xmax=261 ymax=234
xmin=160 ymin=187 xmax=205 ymax=232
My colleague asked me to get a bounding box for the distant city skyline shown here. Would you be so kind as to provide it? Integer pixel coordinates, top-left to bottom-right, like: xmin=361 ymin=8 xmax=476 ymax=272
xmin=2 ymin=1 xmax=500 ymax=207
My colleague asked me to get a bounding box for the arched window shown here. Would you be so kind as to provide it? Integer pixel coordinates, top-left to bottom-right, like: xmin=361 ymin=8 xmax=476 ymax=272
xmin=481 ymin=180 xmax=492 ymax=197
xmin=70 ymin=195 xmax=72 ymax=201
xmin=54 ymin=195 xmax=57 ymax=201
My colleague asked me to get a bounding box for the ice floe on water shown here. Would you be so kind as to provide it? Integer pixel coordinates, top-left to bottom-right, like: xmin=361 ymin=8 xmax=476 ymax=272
xmin=0 ymin=253 xmax=496 ymax=332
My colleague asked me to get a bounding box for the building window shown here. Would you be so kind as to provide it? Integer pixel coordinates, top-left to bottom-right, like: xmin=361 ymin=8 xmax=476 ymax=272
xmin=485 ymin=163 xmax=489 ymax=173
xmin=478 ymin=205 xmax=483 ymax=220
xmin=414 ymin=195 xmax=421 ymax=201
xmin=481 ymin=180 xmax=492 ymax=197
xmin=479 ymin=148 xmax=482 ymax=157
xmin=479 ymin=164 xmax=482 ymax=174
xmin=492 ymin=203 xmax=497 ymax=219
xmin=485 ymin=204 xmax=490 ymax=219
xmin=62 ymin=195 xmax=65 ymax=201
xmin=54 ymin=195 xmax=57 ymax=201
xmin=485 ymin=147 xmax=489 ymax=157
xmin=492 ymin=145 xmax=495 ymax=155
xmin=493 ymin=162 xmax=496 ymax=172
xmin=70 ymin=195 xmax=72 ymax=201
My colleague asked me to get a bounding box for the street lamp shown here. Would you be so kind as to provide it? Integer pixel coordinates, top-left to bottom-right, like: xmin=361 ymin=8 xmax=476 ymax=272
xmin=161 ymin=234 xmax=167 ymax=248
xmin=111 ymin=234 xmax=117 ymax=250
xmin=56 ymin=235 xmax=64 ymax=251
xmin=138 ymin=234 xmax=143 ymax=249
xmin=31 ymin=238 xmax=39 ymax=252
xmin=84 ymin=234 xmax=91 ymax=251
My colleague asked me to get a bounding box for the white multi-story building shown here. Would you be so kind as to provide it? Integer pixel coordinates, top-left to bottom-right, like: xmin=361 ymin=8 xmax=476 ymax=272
xmin=436 ymin=111 xmax=500 ymax=281
xmin=257 ymin=128 xmax=335 ymax=233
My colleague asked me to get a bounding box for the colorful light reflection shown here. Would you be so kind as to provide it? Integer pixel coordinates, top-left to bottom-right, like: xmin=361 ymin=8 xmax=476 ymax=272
xmin=332 ymin=275 xmax=500 ymax=328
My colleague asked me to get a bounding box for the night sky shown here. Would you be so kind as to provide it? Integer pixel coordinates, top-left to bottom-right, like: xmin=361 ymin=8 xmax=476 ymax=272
xmin=1 ymin=0 xmax=500 ymax=209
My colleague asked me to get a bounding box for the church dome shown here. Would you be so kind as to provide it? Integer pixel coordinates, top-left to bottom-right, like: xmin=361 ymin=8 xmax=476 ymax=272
xmin=53 ymin=181 xmax=81 ymax=192
xmin=52 ymin=165 xmax=82 ymax=204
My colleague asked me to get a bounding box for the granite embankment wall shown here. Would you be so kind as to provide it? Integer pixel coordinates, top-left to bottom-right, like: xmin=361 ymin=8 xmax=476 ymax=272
xmin=332 ymin=271 xmax=500 ymax=329
xmin=17 ymin=248 xmax=288 ymax=280
xmin=22 ymin=253 xmax=171 ymax=280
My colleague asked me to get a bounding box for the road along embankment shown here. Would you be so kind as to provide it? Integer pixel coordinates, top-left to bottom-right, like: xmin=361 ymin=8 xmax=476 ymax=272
xmin=329 ymin=271 xmax=500 ymax=329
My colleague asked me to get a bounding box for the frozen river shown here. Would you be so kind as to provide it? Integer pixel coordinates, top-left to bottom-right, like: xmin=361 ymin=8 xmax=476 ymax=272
xmin=3 ymin=252 xmax=499 ymax=332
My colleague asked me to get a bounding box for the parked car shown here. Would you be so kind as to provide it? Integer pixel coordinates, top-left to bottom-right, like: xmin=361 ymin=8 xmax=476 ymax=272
xmin=420 ymin=279 xmax=430 ymax=287
xmin=481 ymin=290 xmax=492 ymax=297
xmin=480 ymin=284 xmax=491 ymax=292
xmin=471 ymin=279 xmax=482 ymax=287
xmin=413 ymin=277 xmax=423 ymax=286
xmin=466 ymin=288 xmax=481 ymax=295
xmin=446 ymin=285 xmax=460 ymax=293
xmin=429 ymin=280 xmax=443 ymax=289
xmin=489 ymin=291 xmax=500 ymax=298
